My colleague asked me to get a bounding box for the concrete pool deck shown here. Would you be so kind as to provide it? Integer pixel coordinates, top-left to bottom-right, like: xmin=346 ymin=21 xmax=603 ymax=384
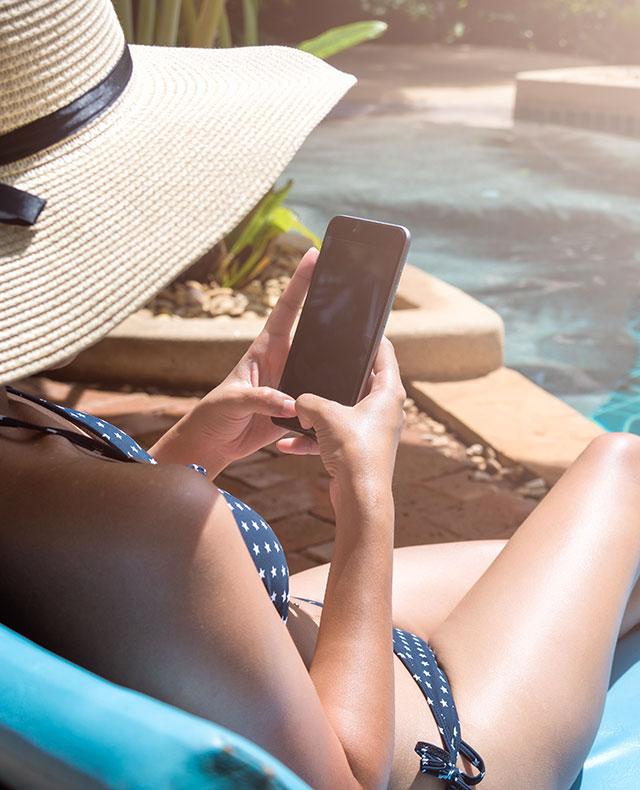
xmin=515 ymin=66 xmax=640 ymax=137
xmin=329 ymin=43 xmax=596 ymax=128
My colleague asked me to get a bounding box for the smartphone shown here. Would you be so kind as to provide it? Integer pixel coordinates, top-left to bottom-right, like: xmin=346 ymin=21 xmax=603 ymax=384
xmin=272 ymin=215 xmax=410 ymax=436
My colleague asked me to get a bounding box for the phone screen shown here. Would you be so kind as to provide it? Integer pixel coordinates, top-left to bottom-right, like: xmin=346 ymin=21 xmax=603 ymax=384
xmin=277 ymin=223 xmax=407 ymax=411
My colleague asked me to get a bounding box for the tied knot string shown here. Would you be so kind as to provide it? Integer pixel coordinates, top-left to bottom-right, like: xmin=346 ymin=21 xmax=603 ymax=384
xmin=0 ymin=46 xmax=133 ymax=226
xmin=415 ymin=741 xmax=485 ymax=790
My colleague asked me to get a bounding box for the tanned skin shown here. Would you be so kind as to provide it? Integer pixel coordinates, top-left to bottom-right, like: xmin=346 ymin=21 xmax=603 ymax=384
xmin=1 ymin=248 xmax=639 ymax=788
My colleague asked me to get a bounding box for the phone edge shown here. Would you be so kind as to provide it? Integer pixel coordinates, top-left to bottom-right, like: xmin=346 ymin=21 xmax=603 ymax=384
xmin=354 ymin=225 xmax=411 ymax=403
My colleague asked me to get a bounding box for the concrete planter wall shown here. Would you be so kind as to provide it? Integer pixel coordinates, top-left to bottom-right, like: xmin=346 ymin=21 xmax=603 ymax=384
xmin=56 ymin=265 xmax=504 ymax=390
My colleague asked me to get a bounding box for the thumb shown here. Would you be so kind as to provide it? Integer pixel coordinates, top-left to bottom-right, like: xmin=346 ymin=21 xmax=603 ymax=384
xmin=276 ymin=435 xmax=320 ymax=456
xmin=295 ymin=392 xmax=334 ymax=431
xmin=243 ymin=387 xmax=297 ymax=418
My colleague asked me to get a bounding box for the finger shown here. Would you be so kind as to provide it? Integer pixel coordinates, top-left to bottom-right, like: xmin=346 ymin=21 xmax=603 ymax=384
xmin=263 ymin=247 xmax=318 ymax=337
xmin=295 ymin=392 xmax=332 ymax=431
xmin=276 ymin=435 xmax=320 ymax=455
xmin=244 ymin=387 xmax=297 ymax=417
xmin=371 ymin=336 xmax=402 ymax=389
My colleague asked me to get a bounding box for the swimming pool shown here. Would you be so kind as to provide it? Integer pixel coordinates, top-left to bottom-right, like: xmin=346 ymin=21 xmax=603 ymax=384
xmin=285 ymin=113 xmax=640 ymax=433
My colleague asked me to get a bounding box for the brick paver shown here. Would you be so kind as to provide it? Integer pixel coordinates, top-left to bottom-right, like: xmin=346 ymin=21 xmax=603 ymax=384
xmin=16 ymin=377 xmax=540 ymax=569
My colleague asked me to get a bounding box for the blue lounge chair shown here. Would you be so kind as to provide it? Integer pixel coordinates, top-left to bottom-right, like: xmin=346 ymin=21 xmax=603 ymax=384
xmin=0 ymin=622 xmax=638 ymax=788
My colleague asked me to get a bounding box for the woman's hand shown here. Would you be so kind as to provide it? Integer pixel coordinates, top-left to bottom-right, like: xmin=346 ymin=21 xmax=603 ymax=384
xmin=278 ymin=337 xmax=406 ymax=503
xmin=148 ymin=248 xmax=318 ymax=477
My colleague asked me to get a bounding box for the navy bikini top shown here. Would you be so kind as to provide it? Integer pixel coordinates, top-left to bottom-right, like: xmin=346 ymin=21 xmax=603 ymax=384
xmin=0 ymin=385 xmax=290 ymax=622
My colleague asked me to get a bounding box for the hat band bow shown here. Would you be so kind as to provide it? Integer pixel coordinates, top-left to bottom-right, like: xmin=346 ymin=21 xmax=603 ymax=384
xmin=0 ymin=46 xmax=133 ymax=227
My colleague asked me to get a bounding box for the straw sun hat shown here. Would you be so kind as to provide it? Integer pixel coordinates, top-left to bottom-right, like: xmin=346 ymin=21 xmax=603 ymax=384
xmin=0 ymin=0 xmax=355 ymax=384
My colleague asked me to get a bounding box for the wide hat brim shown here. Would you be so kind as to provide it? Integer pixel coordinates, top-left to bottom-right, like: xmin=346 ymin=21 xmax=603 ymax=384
xmin=0 ymin=44 xmax=355 ymax=384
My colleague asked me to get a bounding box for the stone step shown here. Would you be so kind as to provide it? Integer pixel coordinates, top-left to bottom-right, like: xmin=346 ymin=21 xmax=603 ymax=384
xmin=408 ymin=367 xmax=604 ymax=485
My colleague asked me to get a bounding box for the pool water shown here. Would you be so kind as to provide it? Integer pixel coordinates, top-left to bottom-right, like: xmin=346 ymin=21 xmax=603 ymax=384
xmin=284 ymin=113 xmax=640 ymax=433
xmin=592 ymin=311 xmax=640 ymax=433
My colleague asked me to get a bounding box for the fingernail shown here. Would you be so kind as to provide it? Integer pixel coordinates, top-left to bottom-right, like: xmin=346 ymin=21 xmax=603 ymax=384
xmin=283 ymin=397 xmax=296 ymax=413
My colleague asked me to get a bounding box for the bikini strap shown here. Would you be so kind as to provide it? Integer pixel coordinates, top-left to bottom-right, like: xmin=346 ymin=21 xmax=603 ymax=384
xmin=6 ymin=384 xmax=116 ymax=440
xmin=4 ymin=384 xmax=151 ymax=462
xmin=0 ymin=413 xmax=126 ymax=461
xmin=1 ymin=387 xmax=208 ymax=475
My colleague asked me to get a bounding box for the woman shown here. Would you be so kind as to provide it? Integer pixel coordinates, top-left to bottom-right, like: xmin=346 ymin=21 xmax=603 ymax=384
xmin=1 ymin=2 xmax=639 ymax=789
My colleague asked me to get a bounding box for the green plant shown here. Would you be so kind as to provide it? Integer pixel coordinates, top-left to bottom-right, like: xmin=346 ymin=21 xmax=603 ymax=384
xmin=112 ymin=0 xmax=254 ymax=47
xmin=299 ymin=19 xmax=387 ymax=58
xmin=112 ymin=2 xmax=386 ymax=288
xmin=216 ymin=180 xmax=321 ymax=289
xmin=114 ymin=2 xmax=387 ymax=58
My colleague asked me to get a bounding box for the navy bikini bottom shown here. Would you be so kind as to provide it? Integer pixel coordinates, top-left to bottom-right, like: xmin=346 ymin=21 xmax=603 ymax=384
xmin=293 ymin=597 xmax=485 ymax=789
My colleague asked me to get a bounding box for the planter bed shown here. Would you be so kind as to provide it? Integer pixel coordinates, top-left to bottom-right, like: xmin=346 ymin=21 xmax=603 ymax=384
xmin=54 ymin=264 xmax=503 ymax=390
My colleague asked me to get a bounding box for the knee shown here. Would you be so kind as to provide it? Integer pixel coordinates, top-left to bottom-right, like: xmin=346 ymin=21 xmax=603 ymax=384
xmin=585 ymin=432 xmax=640 ymax=468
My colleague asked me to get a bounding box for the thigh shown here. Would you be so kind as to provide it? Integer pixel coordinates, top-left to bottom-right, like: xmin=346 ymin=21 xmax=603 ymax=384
xmin=290 ymin=539 xmax=506 ymax=636
xmin=430 ymin=434 xmax=640 ymax=789
xmin=290 ymin=541 xmax=507 ymax=788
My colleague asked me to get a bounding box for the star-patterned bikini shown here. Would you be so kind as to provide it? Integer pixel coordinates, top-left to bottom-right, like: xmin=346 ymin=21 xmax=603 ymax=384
xmin=0 ymin=384 xmax=485 ymax=789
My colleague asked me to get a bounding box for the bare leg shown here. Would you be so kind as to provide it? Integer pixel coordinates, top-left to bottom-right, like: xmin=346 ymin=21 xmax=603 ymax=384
xmin=427 ymin=434 xmax=640 ymax=788
xmin=293 ymin=539 xmax=640 ymax=644
xmin=389 ymin=540 xmax=640 ymax=639
xmin=291 ymin=539 xmax=507 ymax=636
xmin=291 ymin=435 xmax=640 ymax=789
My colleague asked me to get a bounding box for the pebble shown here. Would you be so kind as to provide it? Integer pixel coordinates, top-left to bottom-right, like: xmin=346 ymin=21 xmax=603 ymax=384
xmin=144 ymin=235 xmax=297 ymax=320
xmin=466 ymin=443 xmax=485 ymax=457
xmin=228 ymin=293 xmax=249 ymax=316
xmin=208 ymin=295 xmax=238 ymax=316
xmin=427 ymin=435 xmax=450 ymax=448
xmin=517 ymin=477 xmax=549 ymax=500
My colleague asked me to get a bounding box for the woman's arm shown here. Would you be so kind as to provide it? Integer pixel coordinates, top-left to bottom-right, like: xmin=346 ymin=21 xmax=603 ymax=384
xmin=147 ymin=249 xmax=318 ymax=478
xmin=280 ymin=338 xmax=405 ymax=787
xmin=311 ymin=479 xmax=396 ymax=787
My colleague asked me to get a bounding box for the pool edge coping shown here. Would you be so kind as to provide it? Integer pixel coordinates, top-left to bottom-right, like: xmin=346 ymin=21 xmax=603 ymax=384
xmin=408 ymin=368 xmax=605 ymax=486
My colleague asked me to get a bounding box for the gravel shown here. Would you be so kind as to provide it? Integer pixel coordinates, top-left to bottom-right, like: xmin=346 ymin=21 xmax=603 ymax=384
xmin=403 ymin=397 xmax=549 ymax=499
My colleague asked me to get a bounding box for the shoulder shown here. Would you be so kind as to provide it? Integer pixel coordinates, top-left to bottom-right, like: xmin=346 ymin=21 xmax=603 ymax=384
xmin=3 ymin=448 xmax=227 ymax=546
